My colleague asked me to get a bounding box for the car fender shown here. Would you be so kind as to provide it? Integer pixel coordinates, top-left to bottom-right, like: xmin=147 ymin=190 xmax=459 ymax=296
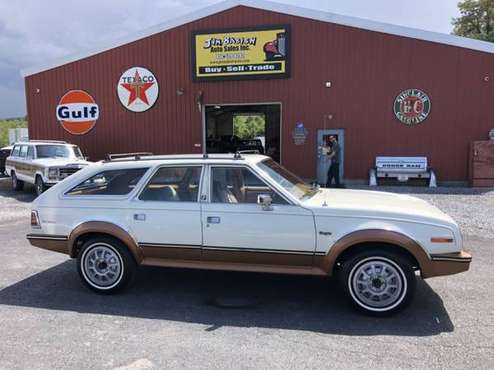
xmin=35 ymin=170 xmax=49 ymax=184
xmin=316 ymin=228 xmax=431 ymax=276
xmin=68 ymin=220 xmax=143 ymax=262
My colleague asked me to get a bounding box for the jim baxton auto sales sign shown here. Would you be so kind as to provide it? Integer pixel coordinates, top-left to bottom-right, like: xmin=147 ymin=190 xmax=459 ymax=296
xmin=192 ymin=26 xmax=290 ymax=80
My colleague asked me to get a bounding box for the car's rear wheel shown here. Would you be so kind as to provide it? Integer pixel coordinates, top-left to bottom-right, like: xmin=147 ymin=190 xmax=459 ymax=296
xmin=77 ymin=237 xmax=136 ymax=294
xmin=11 ymin=171 xmax=24 ymax=191
xmin=339 ymin=249 xmax=416 ymax=316
xmin=35 ymin=175 xmax=47 ymax=196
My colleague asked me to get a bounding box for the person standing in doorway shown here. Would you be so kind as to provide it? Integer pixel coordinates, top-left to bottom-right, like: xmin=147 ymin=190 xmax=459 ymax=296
xmin=326 ymin=135 xmax=341 ymax=188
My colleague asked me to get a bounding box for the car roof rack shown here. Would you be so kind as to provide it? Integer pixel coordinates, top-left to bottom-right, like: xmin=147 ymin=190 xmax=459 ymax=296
xmin=28 ymin=140 xmax=67 ymax=144
xmin=106 ymin=152 xmax=154 ymax=161
xmin=103 ymin=153 xmax=253 ymax=163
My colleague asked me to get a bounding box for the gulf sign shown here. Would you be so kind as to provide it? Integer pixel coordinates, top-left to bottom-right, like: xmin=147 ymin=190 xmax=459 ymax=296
xmin=56 ymin=90 xmax=99 ymax=135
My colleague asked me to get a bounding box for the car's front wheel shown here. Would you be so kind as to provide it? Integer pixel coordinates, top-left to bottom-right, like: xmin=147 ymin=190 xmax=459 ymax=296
xmin=11 ymin=171 xmax=24 ymax=191
xmin=35 ymin=175 xmax=47 ymax=196
xmin=77 ymin=237 xmax=136 ymax=294
xmin=339 ymin=249 xmax=416 ymax=316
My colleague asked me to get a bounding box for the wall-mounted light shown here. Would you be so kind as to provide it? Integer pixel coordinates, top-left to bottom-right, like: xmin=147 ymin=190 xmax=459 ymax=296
xmin=325 ymin=81 xmax=332 ymax=88
xmin=327 ymin=114 xmax=333 ymax=120
xmin=484 ymin=76 xmax=490 ymax=82
xmin=196 ymin=91 xmax=203 ymax=112
xmin=35 ymin=88 xmax=40 ymax=94
xmin=176 ymin=88 xmax=184 ymax=95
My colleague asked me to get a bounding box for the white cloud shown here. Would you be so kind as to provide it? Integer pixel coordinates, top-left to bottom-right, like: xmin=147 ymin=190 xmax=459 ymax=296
xmin=0 ymin=0 xmax=459 ymax=118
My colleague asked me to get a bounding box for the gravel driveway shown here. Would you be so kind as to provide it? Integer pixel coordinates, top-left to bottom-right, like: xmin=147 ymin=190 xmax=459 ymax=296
xmin=352 ymin=185 xmax=494 ymax=237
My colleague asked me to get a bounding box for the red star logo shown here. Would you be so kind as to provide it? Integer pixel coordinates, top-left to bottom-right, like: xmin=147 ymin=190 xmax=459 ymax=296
xmin=120 ymin=70 xmax=154 ymax=106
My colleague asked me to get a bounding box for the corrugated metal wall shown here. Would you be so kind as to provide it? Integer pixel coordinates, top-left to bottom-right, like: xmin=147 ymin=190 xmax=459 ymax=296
xmin=25 ymin=5 xmax=494 ymax=181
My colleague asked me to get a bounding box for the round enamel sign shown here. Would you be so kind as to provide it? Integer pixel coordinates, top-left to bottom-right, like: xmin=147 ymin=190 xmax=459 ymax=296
xmin=117 ymin=67 xmax=159 ymax=112
xmin=393 ymin=89 xmax=431 ymax=125
xmin=56 ymin=90 xmax=99 ymax=135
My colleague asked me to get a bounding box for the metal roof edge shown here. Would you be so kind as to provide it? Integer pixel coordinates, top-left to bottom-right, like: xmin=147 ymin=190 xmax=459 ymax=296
xmin=20 ymin=0 xmax=494 ymax=78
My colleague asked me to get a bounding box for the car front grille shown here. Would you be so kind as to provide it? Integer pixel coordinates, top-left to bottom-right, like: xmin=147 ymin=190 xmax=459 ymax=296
xmin=59 ymin=167 xmax=83 ymax=179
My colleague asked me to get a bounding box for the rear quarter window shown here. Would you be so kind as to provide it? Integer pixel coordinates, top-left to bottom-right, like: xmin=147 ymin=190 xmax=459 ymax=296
xmin=11 ymin=146 xmax=20 ymax=157
xmin=66 ymin=168 xmax=148 ymax=196
xmin=19 ymin=145 xmax=28 ymax=158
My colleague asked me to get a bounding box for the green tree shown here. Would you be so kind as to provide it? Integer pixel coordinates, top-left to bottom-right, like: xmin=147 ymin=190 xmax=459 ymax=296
xmin=0 ymin=117 xmax=28 ymax=147
xmin=452 ymin=0 xmax=494 ymax=42
xmin=233 ymin=114 xmax=265 ymax=139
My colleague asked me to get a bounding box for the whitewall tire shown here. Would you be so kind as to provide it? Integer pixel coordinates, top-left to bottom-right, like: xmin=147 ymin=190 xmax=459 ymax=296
xmin=340 ymin=249 xmax=416 ymax=316
xmin=77 ymin=237 xmax=136 ymax=294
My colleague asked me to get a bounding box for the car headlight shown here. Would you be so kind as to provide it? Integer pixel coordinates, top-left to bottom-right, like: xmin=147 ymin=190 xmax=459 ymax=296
xmin=48 ymin=167 xmax=59 ymax=179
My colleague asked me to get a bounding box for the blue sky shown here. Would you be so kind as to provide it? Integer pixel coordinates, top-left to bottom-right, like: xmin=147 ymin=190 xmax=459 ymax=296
xmin=0 ymin=0 xmax=460 ymax=118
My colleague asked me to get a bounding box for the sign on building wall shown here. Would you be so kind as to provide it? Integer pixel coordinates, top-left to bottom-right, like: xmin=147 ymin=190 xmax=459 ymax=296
xmin=192 ymin=25 xmax=290 ymax=81
xmin=117 ymin=67 xmax=159 ymax=112
xmin=393 ymin=89 xmax=431 ymax=125
xmin=292 ymin=122 xmax=308 ymax=145
xmin=56 ymin=90 xmax=99 ymax=135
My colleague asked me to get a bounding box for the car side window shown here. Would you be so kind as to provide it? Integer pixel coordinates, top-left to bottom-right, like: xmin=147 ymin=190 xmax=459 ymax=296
xmin=11 ymin=146 xmax=20 ymax=157
xmin=211 ymin=167 xmax=287 ymax=204
xmin=19 ymin=145 xmax=28 ymax=159
xmin=66 ymin=168 xmax=148 ymax=196
xmin=139 ymin=166 xmax=202 ymax=202
xmin=26 ymin=146 xmax=35 ymax=159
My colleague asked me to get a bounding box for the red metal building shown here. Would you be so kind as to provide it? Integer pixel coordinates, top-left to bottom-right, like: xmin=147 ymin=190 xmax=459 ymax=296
xmin=22 ymin=0 xmax=494 ymax=184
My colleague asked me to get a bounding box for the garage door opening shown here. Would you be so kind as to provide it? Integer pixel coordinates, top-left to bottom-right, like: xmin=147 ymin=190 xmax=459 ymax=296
xmin=204 ymin=104 xmax=281 ymax=162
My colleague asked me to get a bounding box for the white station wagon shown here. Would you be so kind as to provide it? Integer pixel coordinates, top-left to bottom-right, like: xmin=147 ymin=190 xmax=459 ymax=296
xmin=27 ymin=154 xmax=471 ymax=315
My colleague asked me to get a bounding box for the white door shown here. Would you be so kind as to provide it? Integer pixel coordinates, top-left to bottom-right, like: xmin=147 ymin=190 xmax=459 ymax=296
xmin=129 ymin=166 xmax=204 ymax=259
xmin=201 ymin=165 xmax=316 ymax=263
xmin=16 ymin=145 xmax=30 ymax=181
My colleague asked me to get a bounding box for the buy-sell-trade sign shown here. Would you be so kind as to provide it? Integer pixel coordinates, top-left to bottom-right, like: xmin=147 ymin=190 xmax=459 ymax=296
xmin=192 ymin=25 xmax=290 ymax=81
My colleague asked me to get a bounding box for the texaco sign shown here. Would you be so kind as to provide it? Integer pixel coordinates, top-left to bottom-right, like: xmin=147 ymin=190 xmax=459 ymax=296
xmin=117 ymin=67 xmax=159 ymax=112
xmin=393 ymin=89 xmax=431 ymax=125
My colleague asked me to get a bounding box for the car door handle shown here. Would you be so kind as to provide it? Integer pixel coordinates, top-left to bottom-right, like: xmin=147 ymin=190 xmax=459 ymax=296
xmin=134 ymin=213 xmax=146 ymax=221
xmin=207 ymin=216 xmax=221 ymax=224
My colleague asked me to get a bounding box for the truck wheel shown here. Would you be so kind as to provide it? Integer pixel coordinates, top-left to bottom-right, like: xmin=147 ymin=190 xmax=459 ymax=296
xmin=35 ymin=175 xmax=47 ymax=196
xmin=339 ymin=249 xmax=416 ymax=316
xmin=77 ymin=237 xmax=136 ymax=294
xmin=11 ymin=171 xmax=24 ymax=191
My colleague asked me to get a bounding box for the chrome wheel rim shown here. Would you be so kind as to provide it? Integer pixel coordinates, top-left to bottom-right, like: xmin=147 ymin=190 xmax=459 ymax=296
xmin=81 ymin=243 xmax=123 ymax=289
xmin=349 ymin=257 xmax=406 ymax=311
xmin=36 ymin=179 xmax=42 ymax=195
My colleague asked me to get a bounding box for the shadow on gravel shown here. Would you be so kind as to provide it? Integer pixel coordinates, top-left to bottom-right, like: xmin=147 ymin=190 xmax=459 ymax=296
xmin=0 ymin=178 xmax=36 ymax=203
xmin=0 ymin=261 xmax=454 ymax=336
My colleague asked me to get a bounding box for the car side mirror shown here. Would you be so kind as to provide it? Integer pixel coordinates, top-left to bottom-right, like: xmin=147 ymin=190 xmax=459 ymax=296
xmin=257 ymin=194 xmax=273 ymax=211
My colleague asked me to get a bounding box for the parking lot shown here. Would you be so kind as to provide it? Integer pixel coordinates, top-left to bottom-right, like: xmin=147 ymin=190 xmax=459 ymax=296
xmin=0 ymin=176 xmax=493 ymax=370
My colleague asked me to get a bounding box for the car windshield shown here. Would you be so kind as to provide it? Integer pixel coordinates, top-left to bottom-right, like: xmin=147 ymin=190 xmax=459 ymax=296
xmin=72 ymin=146 xmax=84 ymax=158
xmin=36 ymin=145 xmax=82 ymax=159
xmin=257 ymin=159 xmax=318 ymax=200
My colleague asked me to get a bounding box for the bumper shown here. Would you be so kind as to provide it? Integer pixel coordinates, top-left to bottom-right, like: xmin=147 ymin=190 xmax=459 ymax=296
xmin=422 ymin=251 xmax=472 ymax=278
xmin=27 ymin=234 xmax=69 ymax=255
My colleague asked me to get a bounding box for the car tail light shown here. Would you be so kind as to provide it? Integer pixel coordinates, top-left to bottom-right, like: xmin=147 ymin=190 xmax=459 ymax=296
xmin=31 ymin=210 xmax=41 ymax=228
